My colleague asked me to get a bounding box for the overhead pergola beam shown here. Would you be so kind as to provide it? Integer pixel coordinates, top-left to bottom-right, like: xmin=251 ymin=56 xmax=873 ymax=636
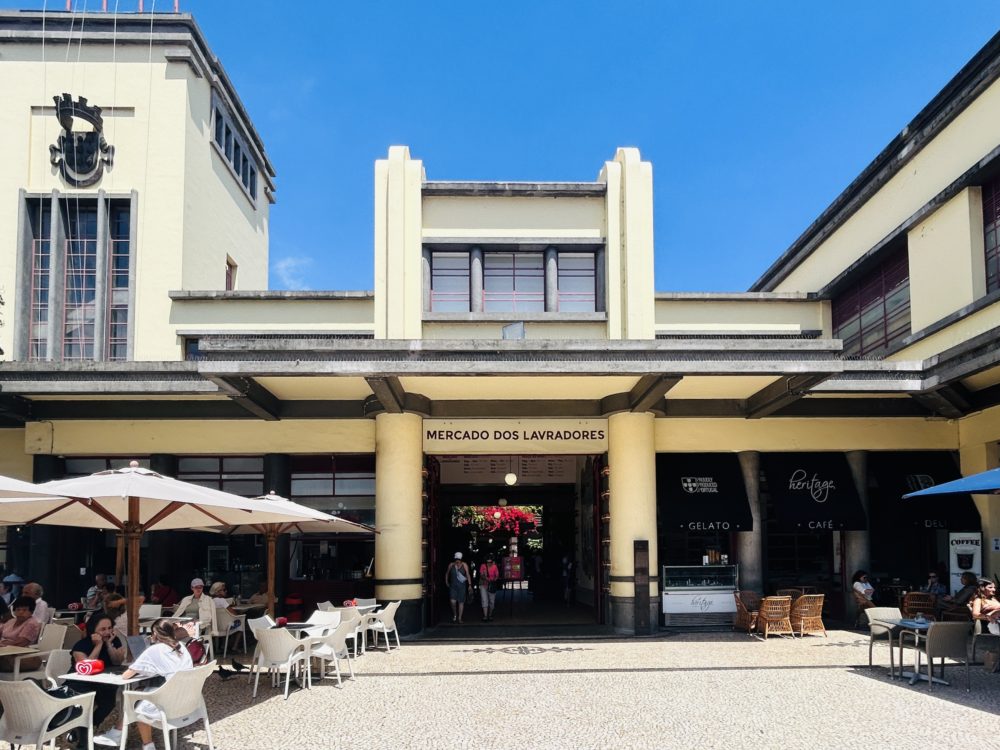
xmin=746 ymin=373 xmax=832 ymax=419
xmin=910 ymin=384 xmax=973 ymax=419
xmin=207 ymin=376 xmax=281 ymax=421
xmin=365 ymin=376 xmax=406 ymax=413
xmin=628 ymin=375 xmax=682 ymax=413
xmin=0 ymin=394 xmax=31 ymax=423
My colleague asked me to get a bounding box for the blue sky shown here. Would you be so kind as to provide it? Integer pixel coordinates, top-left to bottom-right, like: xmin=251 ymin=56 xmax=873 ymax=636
xmin=10 ymin=2 xmax=1000 ymax=292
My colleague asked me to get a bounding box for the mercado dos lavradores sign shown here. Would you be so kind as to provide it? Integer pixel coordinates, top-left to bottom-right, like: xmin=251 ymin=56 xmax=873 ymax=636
xmin=423 ymin=419 xmax=608 ymax=455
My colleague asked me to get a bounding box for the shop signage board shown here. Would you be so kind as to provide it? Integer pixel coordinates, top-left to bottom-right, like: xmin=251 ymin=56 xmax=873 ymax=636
xmin=503 ymin=555 xmax=523 ymax=581
xmin=760 ymin=453 xmax=867 ymax=531
xmin=948 ymin=532 xmax=982 ymax=593
xmin=656 ymin=453 xmax=753 ymax=531
xmin=438 ymin=455 xmax=578 ymax=485
xmin=424 ymin=419 xmax=608 ymax=455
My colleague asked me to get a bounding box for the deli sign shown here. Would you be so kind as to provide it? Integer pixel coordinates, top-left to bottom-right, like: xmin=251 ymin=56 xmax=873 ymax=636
xmin=423 ymin=419 xmax=608 ymax=455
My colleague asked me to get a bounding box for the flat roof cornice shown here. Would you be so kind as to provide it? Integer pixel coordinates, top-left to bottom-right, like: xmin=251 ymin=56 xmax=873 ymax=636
xmin=169 ymin=290 xmax=374 ymax=301
xmin=422 ymin=181 xmax=606 ymax=197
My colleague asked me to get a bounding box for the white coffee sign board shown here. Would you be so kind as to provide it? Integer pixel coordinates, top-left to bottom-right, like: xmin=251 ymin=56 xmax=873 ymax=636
xmin=424 ymin=419 xmax=608 ymax=455
xmin=949 ymin=532 xmax=982 ymax=593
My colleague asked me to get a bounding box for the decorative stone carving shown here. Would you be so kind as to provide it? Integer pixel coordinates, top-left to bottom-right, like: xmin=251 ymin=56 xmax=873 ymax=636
xmin=49 ymin=93 xmax=115 ymax=187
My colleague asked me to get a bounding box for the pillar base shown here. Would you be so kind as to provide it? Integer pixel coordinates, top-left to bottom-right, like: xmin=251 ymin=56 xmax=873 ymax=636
xmin=609 ymin=595 xmax=658 ymax=635
xmin=395 ymin=598 xmax=424 ymax=636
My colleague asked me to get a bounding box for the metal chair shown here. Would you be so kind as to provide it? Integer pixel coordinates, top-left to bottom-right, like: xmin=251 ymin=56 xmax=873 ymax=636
xmin=905 ymin=621 xmax=973 ymax=691
xmin=864 ymin=607 xmax=901 ymax=674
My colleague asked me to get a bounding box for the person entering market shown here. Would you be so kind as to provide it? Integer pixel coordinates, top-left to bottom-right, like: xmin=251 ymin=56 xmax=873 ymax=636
xmin=445 ymin=552 xmax=472 ymax=624
xmin=478 ymin=554 xmax=501 ymax=622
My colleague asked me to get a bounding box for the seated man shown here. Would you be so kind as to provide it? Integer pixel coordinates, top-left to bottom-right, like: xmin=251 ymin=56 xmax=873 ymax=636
xmin=247 ymin=581 xmax=269 ymax=607
xmin=921 ymin=572 xmax=948 ymax=597
xmin=85 ymin=573 xmax=107 ymax=609
xmin=0 ymin=596 xmax=42 ymax=671
xmin=22 ymin=582 xmax=50 ymax=624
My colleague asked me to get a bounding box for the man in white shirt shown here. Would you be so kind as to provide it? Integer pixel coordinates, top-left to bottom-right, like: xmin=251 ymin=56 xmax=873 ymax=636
xmin=22 ymin=582 xmax=50 ymax=624
xmin=85 ymin=573 xmax=107 ymax=608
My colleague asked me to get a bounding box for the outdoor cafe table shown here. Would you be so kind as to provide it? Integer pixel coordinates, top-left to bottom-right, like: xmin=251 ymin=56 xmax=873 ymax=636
xmin=59 ymin=669 xmax=155 ymax=687
xmin=874 ymin=617 xmax=945 ymax=686
xmin=0 ymin=645 xmax=37 ymax=658
xmin=52 ymin=607 xmax=98 ymax=624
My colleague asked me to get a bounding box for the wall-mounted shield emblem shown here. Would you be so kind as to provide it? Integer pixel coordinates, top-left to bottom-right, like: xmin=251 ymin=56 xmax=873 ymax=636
xmin=49 ymin=93 xmax=115 ymax=187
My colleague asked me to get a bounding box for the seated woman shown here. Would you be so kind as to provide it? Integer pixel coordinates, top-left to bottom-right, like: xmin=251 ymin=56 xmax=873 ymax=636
xmin=939 ymin=571 xmax=978 ymax=618
xmin=970 ymin=578 xmax=1000 ymax=635
xmin=852 ymin=570 xmax=875 ymax=608
xmin=68 ymin=613 xmax=127 ymax=742
xmin=172 ymin=578 xmax=215 ymax=634
xmin=150 ymin=575 xmax=179 ymax=609
xmin=0 ymin=595 xmax=42 ymax=671
xmin=93 ymin=618 xmax=194 ymax=750
xmin=102 ymin=594 xmax=129 ymax=640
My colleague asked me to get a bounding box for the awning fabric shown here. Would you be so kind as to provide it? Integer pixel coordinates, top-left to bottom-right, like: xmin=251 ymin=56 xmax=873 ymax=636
xmin=761 ymin=453 xmax=867 ymax=531
xmin=869 ymin=452 xmax=981 ymax=531
xmin=657 ymin=453 xmax=753 ymax=532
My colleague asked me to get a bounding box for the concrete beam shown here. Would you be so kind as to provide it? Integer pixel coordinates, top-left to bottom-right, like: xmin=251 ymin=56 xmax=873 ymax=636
xmin=628 ymin=375 xmax=682 ymax=412
xmin=207 ymin=376 xmax=281 ymax=421
xmin=910 ymin=384 xmax=973 ymax=419
xmin=0 ymin=394 xmax=31 ymax=423
xmin=365 ymin=376 xmax=406 ymax=413
xmin=746 ymin=373 xmax=832 ymax=419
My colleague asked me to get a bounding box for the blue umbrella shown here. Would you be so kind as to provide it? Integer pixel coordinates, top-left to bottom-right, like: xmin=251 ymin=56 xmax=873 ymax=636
xmin=903 ymin=467 xmax=1000 ymax=498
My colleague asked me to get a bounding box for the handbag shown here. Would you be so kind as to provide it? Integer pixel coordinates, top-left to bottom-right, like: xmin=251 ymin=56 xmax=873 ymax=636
xmin=46 ymin=685 xmax=83 ymax=730
xmin=488 ymin=578 xmax=500 ymax=595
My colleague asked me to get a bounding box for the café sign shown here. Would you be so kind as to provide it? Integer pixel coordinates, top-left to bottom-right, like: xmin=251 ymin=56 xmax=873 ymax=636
xmin=424 ymin=419 xmax=608 ymax=455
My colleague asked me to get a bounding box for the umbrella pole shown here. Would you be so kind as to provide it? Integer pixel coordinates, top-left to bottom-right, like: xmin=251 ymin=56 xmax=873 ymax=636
xmin=114 ymin=532 xmax=125 ymax=589
xmin=266 ymin=528 xmax=277 ymax=619
xmin=126 ymin=497 xmax=141 ymax=637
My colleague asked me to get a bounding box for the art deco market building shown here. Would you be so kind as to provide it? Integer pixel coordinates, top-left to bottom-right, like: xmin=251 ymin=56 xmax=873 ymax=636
xmin=1 ymin=10 xmax=999 ymax=635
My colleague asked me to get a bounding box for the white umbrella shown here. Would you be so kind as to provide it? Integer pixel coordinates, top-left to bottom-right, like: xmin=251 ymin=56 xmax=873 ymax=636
xmin=198 ymin=492 xmax=376 ymax=616
xmin=0 ymin=463 xmax=346 ymax=633
xmin=0 ymin=474 xmax=70 ymax=501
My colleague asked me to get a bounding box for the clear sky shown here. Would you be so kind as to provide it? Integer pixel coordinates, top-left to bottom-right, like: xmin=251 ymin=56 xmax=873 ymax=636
xmin=8 ymin=2 xmax=1000 ymax=292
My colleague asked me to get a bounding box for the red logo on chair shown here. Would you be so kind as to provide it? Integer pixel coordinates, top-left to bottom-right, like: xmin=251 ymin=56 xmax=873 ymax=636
xmin=275 ymin=617 xmax=288 ymax=627
xmin=67 ymin=602 xmax=81 ymax=611
xmin=342 ymin=599 xmax=357 ymax=607
xmin=75 ymin=659 xmax=105 ymax=675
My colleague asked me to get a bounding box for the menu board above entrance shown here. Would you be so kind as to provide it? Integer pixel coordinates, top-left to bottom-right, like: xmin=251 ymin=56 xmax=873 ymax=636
xmin=424 ymin=419 xmax=608 ymax=455
xmin=439 ymin=455 xmax=579 ymax=485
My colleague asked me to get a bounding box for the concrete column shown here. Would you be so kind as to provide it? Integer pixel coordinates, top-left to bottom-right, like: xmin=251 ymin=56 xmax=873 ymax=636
xmin=544 ymin=245 xmax=558 ymax=312
xmin=421 ymin=247 xmax=432 ymax=312
xmin=607 ymin=412 xmax=657 ymax=634
xmin=845 ymin=451 xmax=870 ymax=618
xmin=374 ymin=412 xmax=424 ymax=634
xmin=92 ymin=190 xmax=109 ymax=361
xmin=961 ymin=442 xmax=1000 ymax=578
xmin=48 ymin=191 xmax=65 ymax=361
xmin=736 ymin=451 xmax=763 ymax=592
xmin=469 ymin=246 xmax=484 ymax=313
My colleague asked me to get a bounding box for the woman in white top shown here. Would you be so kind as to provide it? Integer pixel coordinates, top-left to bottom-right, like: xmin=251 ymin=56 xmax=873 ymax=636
xmin=852 ymin=570 xmax=875 ymax=601
xmin=172 ymin=578 xmax=215 ymax=632
xmin=110 ymin=619 xmax=194 ymax=750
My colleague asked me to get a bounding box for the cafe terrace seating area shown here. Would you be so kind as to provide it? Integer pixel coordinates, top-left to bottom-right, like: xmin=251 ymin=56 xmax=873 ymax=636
xmin=0 ymin=597 xmax=402 ymax=748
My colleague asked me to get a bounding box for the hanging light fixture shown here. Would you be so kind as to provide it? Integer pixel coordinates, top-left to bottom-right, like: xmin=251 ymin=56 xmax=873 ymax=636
xmin=504 ymin=456 xmax=517 ymax=486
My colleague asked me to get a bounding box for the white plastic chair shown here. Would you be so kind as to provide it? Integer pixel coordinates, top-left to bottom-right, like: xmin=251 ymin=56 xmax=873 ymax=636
xmin=252 ymin=627 xmax=311 ymax=700
xmin=316 ymin=600 xmax=334 ymax=612
xmin=0 ymin=678 xmax=95 ymax=750
xmin=310 ymin=619 xmax=356 ymax=686
xmin=44 ymin=649 xmax=73 ymax=688
xmin=0 ymin=622 xmax=67 ymax=681
xmin=355 ymin=597 xmax=377 ymax=608
xmin=212 ymin=608 xmax=247 ymax=658
xmin=304 ymin=609 xmax=341 ymax=637
xmin=364 ymin=600 xmax=402 ymax=651
xmin=138 ymin=603 xmax=163 ymax=619
xmin=120 ymin=661 xmax=216 ymax=750
xmin=245 ymin=614 xmax=275 ymax=684
xmin=333 ymin=606 xmax=365 ymax=657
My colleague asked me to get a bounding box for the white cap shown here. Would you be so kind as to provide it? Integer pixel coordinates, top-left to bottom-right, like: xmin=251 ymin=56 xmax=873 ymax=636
xmin=191 ymin=578 xmax=205 ymax=588
xmin=454 ymin=552 xmax=463 ymax=560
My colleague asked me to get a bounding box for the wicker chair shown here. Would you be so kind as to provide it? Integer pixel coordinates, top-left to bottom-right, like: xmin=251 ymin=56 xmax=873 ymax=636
xmin=733 ymin=591 xmax=761 ymax=633
xmin=852 ymin=590 xmax=875 ymax=627
xmin=757 ymin=596 xmax=793 ymax=639
xmin=789 ymin=594 xmax=826 ymax=637
xmin=901 ymin=592 xmax=938 ymax=621
xmin=776 ymin=588 xmax=803 ymax=601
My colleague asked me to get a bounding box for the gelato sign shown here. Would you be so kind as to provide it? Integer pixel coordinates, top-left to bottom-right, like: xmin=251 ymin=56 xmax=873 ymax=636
xmin=424 ymin=419 xmax=608 ymax=455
